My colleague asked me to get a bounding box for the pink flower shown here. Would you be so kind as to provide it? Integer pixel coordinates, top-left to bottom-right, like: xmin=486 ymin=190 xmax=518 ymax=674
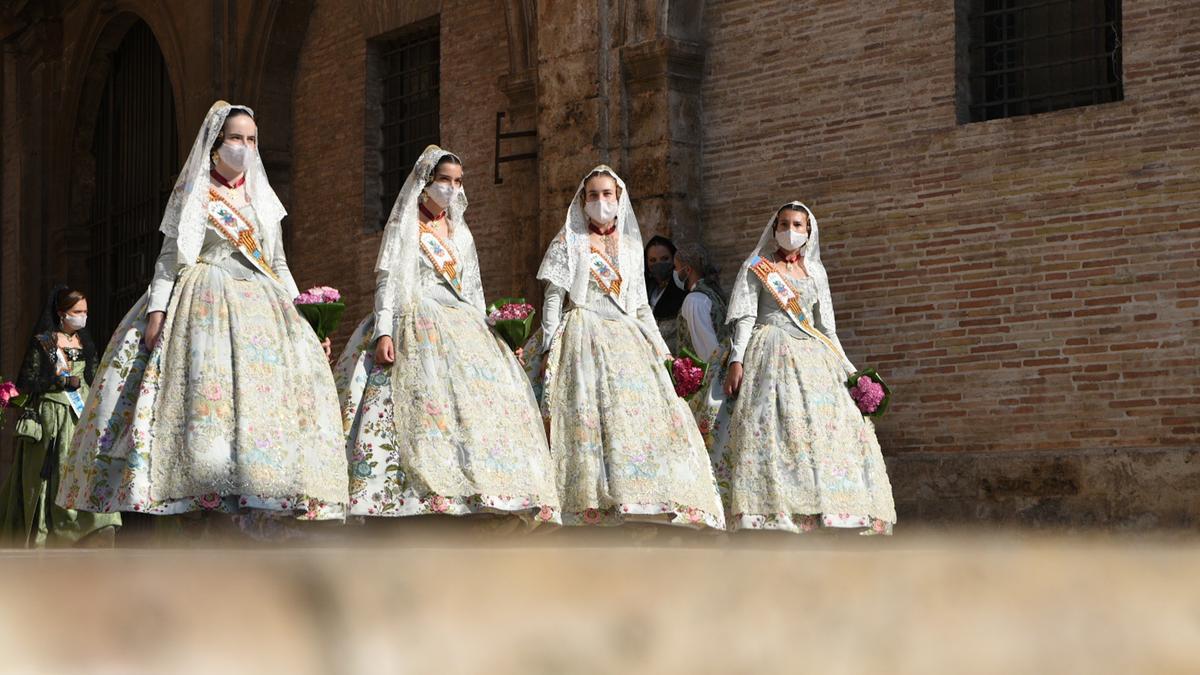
xmin=582 ymin=508 xmax=603 ymax=525
xmin=198 ymin=493 xmax=221 ymax=510
xmin=671 ymin=358 xmax=704 ymax=398
xmin=487 ymin=302 xmax=535 ymax=325
xmin=850 ymin=376 xmax=885 ymax=413
xmin=0 ymin=381 xmax=18 ymax=407
xmin=537 ymin=505 xmax=555 ymax=522
xmin=429 ymin=495 xmax=449 ymax=513
xmin=295 ymin=286 xmax=341 ymax=304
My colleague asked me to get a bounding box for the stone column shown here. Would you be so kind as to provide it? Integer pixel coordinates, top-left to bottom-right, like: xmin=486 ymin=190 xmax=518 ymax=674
xmin=498 ymin=0 xmax=542 ymax=302
xmin=615 ymin=0 xmax=706 ymax=244
xmin=533 ymin=0 xmax=609 ymax=272
xmin=620 ymin=34 xmax=705 ymax=243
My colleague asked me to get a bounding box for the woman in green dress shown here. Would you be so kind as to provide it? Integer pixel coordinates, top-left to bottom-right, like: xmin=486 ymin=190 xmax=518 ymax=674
xmin=0 ymin=286 xmax=122 ymax=547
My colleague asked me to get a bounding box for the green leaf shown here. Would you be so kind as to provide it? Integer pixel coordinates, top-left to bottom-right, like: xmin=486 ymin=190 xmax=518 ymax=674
xmin=295 ymin=302 xmax=347 ymax=341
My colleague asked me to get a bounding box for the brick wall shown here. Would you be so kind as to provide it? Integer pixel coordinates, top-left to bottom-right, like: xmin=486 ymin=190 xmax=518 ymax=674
xmin=288 ymin=0 xmax=514 ymax=349
xmin=699 ymin=1 xmax=1200 ymax=470
xmin=439 ymin=0 xmax=517 ymax=299
xmin=288 ymin=1 xmax=376 ymax=342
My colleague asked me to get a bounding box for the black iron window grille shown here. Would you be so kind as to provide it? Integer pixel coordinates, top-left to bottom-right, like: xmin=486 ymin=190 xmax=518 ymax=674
xmin=86 ymin=21 xmax=179 ymax=339
xmin=377 ymin=18 xmax=440 ymax=226
xmin=961 ymin=0 xmax=1123 ymax=123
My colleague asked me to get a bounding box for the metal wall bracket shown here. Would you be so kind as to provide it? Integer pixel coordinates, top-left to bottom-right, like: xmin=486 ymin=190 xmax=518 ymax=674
xmin=494 ymin=111 xmax=536 ymax=185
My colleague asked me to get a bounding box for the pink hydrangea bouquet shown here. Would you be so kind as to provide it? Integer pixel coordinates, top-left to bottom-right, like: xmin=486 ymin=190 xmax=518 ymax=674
xmin=0 ymin=378 xmax=26 ymax=427
xmin=486 ymin=297 xmax=536 ymax=351
xmin=665 ymin=346 xmax=708 ymax=400
xmin=847 ymin=368 xmax=891 ymax=417
xmin=294 ymin=286 xmax=346 ymax=341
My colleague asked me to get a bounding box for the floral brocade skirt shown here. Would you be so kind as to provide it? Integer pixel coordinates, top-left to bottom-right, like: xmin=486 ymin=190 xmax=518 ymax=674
xmin=541 ymin=307 xmax=725 ymax=529
xmin=333 ymin=295 xmax=560 ymax=524
xmin=57 ymin=263 xmax=349 ymax=520
xmin=709 ymin=324 xmax=896 ymax=533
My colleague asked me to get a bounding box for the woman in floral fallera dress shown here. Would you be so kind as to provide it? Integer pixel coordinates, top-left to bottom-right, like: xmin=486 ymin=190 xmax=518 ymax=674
xmin=56 ymin=101 xmax=348 ymax=525
xmin=535 ymin=166 xmax=724 ymax=529
xmin=704 ymin=201 xmax=895 ymax=534
xmin=333 ymin=145 xmax=559 ymax=524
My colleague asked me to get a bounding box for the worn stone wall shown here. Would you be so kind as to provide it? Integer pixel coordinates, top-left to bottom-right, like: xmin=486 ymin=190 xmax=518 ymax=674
xmin=531 ymin=1 xmax=708 ymax=306
xmin=700 ymin=1 xmax=1200 ymax=524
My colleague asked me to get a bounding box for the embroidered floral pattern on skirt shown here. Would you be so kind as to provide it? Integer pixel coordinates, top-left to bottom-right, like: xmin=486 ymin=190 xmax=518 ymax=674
xmin=542 ymin=307 xmax=725 ymax=530
xmin=57 ymin=263 xmax=348 ymax=520
xmin=334 ymin=295 xmax=560 ymax=524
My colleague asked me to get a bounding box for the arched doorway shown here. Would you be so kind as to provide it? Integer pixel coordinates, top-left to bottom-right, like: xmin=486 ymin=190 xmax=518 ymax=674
xmin=85 ymin=20 xmax=178 ymax=340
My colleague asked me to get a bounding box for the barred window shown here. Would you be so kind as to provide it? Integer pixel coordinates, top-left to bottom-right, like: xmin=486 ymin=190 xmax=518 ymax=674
xmin=958 ymin=0 xmax=1123 ymax=123
xmin=373 ymin=17 xmax=440 ymax=228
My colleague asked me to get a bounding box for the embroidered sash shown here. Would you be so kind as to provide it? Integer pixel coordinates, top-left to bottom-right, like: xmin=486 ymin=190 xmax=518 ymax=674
xmin=588 ymin=247 xmax=623 ymax=299
xmin=37 ymin=335 xmax=85 ymax=418
xmin=418 ymin=224 xmax=465 ymax=300
xmin=206 ymin=189 xmax=281 ymax=284
xmin=749 ymin=256 xmax=855 ymax=372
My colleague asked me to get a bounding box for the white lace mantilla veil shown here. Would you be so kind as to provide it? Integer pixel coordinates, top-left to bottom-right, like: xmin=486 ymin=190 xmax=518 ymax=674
xmin=536 ymin=165 xmax=648 ymax=313
xmin=159 ymin=100 xmax=288 ymax=271
xmin=374 ymin=144 xmax=483 ymax=314
xmin=726 ymin=201 xmax=854 ymax=369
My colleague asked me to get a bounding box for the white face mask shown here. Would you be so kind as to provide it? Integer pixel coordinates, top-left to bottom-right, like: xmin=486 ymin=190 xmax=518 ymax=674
xmin=217 ymin=142 xmax=254 ymax=173
xmin=585 ymin=198 xmax=619 ymax=226
xmin=775 ymin=228 xmax=808 ymax=252
xmin=673 ymin=269 xmax=688 ymax=291
xmin=425 ymin=182 xmax=459 ymax=209
xmin=62 ymin=314 xmax=87 ymax=331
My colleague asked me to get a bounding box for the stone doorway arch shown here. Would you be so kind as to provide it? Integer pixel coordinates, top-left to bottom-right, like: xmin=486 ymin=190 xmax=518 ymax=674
xmin=69 ymin=17 xmax=179 ymax=339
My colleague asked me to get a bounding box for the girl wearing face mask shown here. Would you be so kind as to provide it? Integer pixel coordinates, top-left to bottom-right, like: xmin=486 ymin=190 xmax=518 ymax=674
xmin=0 ymin=286 xmax=122 ymax=547
xmin=708 ymin=202 xmax=895 ymax=535
xmin=643 ymin=236 xmax=686 ymax=353
xmin=535 ymin=166 xmax=724 ymax=529
xmin=57 ymin=102 xmax=348 ymax=530
xmin=333 ymin=146 xmax=559 ymax=524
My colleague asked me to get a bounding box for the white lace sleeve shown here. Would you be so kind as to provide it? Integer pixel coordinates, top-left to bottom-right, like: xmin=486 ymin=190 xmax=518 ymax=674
xmin=373 ymin=265 xmax=397 ymax=342
xmin=728 ymin=277 xmax=761 ymax=364
xmin=541 ymin=284 xmax=566 ymax=351
xmin=147 ymin=236 xmax=180 ymax=313
xmin=267 ymin=238 xmax=300 ymax=300
xmin=813 ymin=300 xmax=837 ymax=345
xmin=681 ymin=292 xmax=719 ymax=362
xmin=536 ymin=233 xmax=573 ymax=291
xmin=728 ymin=316 xmax=756 ymax=364
xmin=456 ymin=226 xmax=486 ymax=315
xmin=813 ymin=297 xmax=855 ymax=373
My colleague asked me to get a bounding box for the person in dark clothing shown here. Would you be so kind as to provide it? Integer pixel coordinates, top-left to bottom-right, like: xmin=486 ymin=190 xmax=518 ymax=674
xmin=644 ymin=235 xmax=686 ymax=353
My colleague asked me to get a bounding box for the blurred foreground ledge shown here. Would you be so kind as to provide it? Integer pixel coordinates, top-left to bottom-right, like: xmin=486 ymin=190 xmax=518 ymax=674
xmin=1 ymin=528 xmax=1198 ymax=674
